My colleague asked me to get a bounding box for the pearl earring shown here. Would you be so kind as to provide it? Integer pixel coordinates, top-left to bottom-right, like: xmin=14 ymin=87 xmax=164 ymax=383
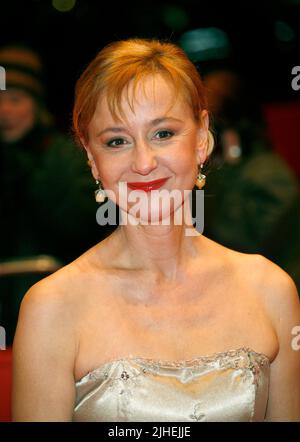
xmin=95 ymin=179 xmax=106 ymax=203
xmin=195 ymin=164 xmax=206 ymax=189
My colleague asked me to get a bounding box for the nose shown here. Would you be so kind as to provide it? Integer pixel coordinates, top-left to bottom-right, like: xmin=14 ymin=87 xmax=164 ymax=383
xmin=131 ymin=138 xmax=158 ymax=175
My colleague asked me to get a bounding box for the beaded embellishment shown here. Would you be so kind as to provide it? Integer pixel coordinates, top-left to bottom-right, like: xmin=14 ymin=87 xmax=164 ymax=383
xmin=78 ymin=346 xmax=269 ymax=385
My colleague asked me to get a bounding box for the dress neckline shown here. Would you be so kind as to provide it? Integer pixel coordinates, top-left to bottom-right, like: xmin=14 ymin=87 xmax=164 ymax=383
xmin=75 ymin=346 xmax=271 ymax=384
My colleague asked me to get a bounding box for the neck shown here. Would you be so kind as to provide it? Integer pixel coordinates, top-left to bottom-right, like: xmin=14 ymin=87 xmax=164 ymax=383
xmin=111 ymin=198 xmax=204 ymax=282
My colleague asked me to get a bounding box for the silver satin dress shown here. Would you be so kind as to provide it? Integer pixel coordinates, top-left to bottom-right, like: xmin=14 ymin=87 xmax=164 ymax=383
xmin=73 ymin=347 xmax=270 ymax=422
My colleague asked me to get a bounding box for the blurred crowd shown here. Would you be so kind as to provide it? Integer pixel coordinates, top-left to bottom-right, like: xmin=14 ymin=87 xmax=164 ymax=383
xmin=202 ymin=66 xmax=300 ymax=291
xmin=0 ymin=45 xmax=109 ymax=345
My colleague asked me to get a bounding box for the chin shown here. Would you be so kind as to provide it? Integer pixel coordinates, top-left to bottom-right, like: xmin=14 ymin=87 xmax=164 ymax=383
xmin=135 ymin=201 xmax=184 ymax=226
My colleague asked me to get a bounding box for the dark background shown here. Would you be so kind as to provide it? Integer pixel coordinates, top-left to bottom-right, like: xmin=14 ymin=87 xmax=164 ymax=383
xmin=1 ymin=0 xmax=300 ymax=132
xmin=0 ymin=1 xmax=300 ymax=422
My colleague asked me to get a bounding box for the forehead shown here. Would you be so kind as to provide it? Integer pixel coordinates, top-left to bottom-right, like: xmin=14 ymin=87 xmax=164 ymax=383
xmin=92 ymin=74 xmax=192 ymax=126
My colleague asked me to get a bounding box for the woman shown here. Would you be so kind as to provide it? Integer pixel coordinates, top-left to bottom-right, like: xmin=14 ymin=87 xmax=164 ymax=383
xmin=12 ymin=39 xmax=300 ymax=422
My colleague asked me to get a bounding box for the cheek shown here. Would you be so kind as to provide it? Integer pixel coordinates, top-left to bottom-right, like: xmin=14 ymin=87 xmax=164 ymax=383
xmin=94 ymin=154 xmax=123 ymax=186
xmin=168 ymin=143 xmax=197 ymax=177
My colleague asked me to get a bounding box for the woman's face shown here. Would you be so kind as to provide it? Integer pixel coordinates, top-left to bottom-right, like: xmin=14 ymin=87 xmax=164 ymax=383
xmin=0 ymin=88 xmax=36 ymax=142
xmin=85 ymin=74 xmax=208 ymax=224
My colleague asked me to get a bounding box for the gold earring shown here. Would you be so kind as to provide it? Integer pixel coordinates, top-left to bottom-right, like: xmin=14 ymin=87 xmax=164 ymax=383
xmin=95 ymin=179 xmax=106 ymax=203
xmin=195 ymin=164 xmax=206 ymax=189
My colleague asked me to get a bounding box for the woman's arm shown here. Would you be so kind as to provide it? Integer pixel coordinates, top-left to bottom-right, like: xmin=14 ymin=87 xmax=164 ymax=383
xmin=262 ymin=261 xmax=300 ymax=421
xmin=12 ymin=280 xmax=77 ymax=421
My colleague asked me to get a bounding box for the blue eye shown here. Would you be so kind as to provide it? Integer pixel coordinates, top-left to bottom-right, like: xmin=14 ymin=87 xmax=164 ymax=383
xmin=154 ymin=130 xmax=174 ymax=139
xmin=106 ymin=138 xmax=126 ymax=147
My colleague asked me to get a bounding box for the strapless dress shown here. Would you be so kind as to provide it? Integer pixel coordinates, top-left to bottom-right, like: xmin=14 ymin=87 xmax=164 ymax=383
xmin=73 ymin=347 xmax=270 ymax=422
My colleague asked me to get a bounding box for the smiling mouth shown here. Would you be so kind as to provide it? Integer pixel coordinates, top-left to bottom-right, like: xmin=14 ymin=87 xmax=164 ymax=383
xmin=127 ymin=177 xmax=170 ymax=192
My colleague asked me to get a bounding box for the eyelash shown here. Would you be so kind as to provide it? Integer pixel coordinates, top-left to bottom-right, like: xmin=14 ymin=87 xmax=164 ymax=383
xmin=106 ymin=130 xmax=175 ymax=148
xmin=106 ymin=138 xmax=126 ymax=148
xmin=154 ymin=130 xmax=175 ymax=140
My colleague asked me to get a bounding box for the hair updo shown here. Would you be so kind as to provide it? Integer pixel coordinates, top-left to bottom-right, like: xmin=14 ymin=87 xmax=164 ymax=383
xmin=73 ymin=38 xmax=214 ymax=157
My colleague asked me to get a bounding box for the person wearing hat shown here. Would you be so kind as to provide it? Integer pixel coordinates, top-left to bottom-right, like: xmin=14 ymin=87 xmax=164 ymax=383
xmin=0 ymin=45 xmax=102 ymax=346
xmin=0 ymin=45 xmax=53 ymax=143
xmin=180 ymin=28 xmax=300 ymax=294
xmin=202 ymin=68 xmax=300 ymax=294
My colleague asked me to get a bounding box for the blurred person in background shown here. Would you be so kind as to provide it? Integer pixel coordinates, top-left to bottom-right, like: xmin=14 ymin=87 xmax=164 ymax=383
xmin=0 ymin=45 xmax=103 ymax=345
xmin=180 ymin=28 xmax=300 ymax=293
xmin=202 ymin=68 xmax=300 ymax=294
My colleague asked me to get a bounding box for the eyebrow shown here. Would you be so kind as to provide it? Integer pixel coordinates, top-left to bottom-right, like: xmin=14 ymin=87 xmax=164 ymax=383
xmin=96 ymin=117 xmax=184 ymax=138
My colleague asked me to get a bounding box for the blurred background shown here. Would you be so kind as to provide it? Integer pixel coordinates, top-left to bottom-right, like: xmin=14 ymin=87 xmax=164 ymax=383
xmin=1 ymin=0 xmax=300 ymax=131
xmin=0 ymin=0 xmax=300 ymax=421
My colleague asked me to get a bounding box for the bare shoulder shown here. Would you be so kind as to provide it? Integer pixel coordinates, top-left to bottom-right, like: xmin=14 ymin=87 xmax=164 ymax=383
xmin=19 ymin=241 xmax=103 ymax=310
xmin=229 ymin=251 xmax=300 ymax=331
xmin=13 ymin=258 xmax=83 ymax=376
xmin=15 ymin=242 xmax=110 ymax=346
xmin=241 ymin=253 xmax=299 ymax=302
xmin=12 ymin=261 xmax=83 ymax=421
xmin=19 ymin=260 xmax=80 ymax=326
xmin=252 ymin=254 xmax=300 ymax=326
xmin=241 ymin=256 xmax=300 ymax=422
xmin=11 ymin=244 xmax=107 ymax=421
xmin=14 ymin=273 xmax=73 ymax=370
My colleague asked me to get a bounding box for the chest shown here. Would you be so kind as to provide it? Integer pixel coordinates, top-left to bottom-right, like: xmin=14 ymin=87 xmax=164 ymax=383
xmin=76 ymin=274 xmax=270 ymax=363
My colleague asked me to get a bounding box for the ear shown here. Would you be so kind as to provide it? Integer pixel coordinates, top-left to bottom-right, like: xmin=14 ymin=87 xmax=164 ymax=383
xmin=196 ymin=109 xmax=209 ymax=165
xmin=81 ymin=139 xmax=100 ymax=181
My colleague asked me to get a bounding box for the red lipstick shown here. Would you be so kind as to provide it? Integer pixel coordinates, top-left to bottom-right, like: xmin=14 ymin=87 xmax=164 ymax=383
xmin=127 ymin=177 xmax=169 ymax=192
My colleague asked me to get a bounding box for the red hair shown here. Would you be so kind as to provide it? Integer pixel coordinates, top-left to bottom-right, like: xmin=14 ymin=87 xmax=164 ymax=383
xmin=73 ymin=38 xmax=214 ymax=153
